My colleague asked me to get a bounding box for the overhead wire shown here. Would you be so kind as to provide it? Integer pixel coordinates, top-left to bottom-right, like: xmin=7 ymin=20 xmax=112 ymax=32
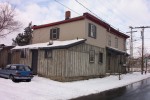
xmin=75 ymin=0 xmax=127 ymax=33
xmin=54 ymin=0 xmax=81 ymax=16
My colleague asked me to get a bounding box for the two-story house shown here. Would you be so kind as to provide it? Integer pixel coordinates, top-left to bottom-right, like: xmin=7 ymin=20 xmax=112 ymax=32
xmin=11 ymin=11 xmax=129 ymax=81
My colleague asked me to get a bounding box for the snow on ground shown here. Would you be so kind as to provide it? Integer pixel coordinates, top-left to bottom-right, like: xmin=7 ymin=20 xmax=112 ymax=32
xmin=0 ymin=72 xmax=150 ymax=100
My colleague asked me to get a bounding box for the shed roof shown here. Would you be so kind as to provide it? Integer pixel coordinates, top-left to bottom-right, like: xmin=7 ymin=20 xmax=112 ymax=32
xmin=12 ymin=39 xmax=86 ymax=50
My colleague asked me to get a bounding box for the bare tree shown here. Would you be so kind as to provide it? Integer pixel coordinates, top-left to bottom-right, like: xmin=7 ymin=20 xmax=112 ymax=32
xmin=0 ymin=3 xmax=21 ymax=38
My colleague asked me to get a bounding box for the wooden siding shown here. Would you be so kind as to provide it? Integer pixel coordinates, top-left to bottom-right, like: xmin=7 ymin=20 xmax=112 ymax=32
xmin=37 ymin=43 xmax=106 ymax=81
xmin=106 ymin=53 xmax=126 ymax=74
xmin=37 ymin=49 xmax=66 ymax=79
xmin=65 ymin=43 xmax=105 ymax=77
xmin=11 ymin=49 xmax=32 ymax=66
xmin=0 ymin=50 xmax=8 ymax=67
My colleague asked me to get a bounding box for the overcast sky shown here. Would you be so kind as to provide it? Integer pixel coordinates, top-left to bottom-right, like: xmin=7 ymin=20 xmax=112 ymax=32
xmin=0 ymin=0 xmax=150 ymax=56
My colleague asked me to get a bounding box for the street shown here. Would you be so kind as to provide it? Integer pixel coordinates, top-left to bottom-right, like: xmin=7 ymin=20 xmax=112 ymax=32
xmin=72 ymin=77 xmax=150 ymax=100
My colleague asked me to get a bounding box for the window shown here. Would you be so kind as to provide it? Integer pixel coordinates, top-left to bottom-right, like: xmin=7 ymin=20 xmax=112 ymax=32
xmin=108 ymin=35 xmax=111 ymax=46
xmin=115 ymin=37 xmax=118 ymax=48
xmin=99 ymin=52 xmax=103 ymax=63
xmin=89 ymin=50 xmax=95 ymax=63
xmin=10 ymin=65 xmax=17 ymax=70
xmin=50 ymin=28 xmax=60 ymax=40
xmin=5 ymin=65 xmax=10 ymax=69
xmin=20 ymin=49 xmax=26 ymax=58
xmin=45 ymin=50 xmax=52 ymax=58
xmin=17 ymin=66 xmax=25 ymax=71
xmin=88 ymin=23 xmax=96 ymax=38
xmin=124 ymin=39 xmax=126 ymax=51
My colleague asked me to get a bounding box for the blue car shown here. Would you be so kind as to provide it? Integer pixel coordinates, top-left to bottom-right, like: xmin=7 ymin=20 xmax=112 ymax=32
xmin=0 ymin=64 xmax=33 ymax=82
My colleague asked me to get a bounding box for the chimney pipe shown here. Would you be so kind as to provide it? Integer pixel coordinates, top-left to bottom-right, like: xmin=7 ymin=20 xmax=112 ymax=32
xmin=65 ymin=11 xmax=71 ymax=20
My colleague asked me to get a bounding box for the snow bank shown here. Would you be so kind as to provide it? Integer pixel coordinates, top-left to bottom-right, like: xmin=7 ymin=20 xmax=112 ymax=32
xmin=0 ymin=72 xmax=150 ymax=100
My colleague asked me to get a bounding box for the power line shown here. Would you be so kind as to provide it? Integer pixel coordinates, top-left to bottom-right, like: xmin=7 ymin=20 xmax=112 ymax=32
xmin=82 ymin=0 xmax=129 ymax=30
xmin=101 ymin=0 xmax=139 ymax=25
xmin=75 ymin=0 xmax=126 ymax=33
xmin=133 ymin=26 xmax=150 ymax=74
xmin=54 ymin=0 xmax=80 ymax=15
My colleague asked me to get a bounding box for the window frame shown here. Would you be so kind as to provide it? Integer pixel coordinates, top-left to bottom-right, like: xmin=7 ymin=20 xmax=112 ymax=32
xmin=115 ymin=37 xmax=118 ymax=48
xmin=50 ymin=28 xmax=60 ymax=40
xmin=89 ymin=50 xmax=95 ymax=63
xmin=88 ymin=23 xmax=96 ymax=39
xmin=52 ymin=28 xmax=57 ymax=39
xmin=45 ymin=50 xmax=52 ymax=58
xmin=99 ymin=52 xmax=103 ymax=63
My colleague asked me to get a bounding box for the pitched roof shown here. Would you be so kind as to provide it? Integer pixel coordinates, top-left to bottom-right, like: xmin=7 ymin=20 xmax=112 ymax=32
xmin=12 ymin=39 xmax=86 ymax=50
xmin=33 ymin=12 xmax=129 ymax=39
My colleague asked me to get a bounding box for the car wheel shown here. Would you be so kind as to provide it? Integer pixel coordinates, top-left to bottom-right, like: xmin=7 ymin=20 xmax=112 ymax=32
xmin=9 ymin=75 xmax=16 ymax=82
xmin=26 ymin=79 xmax=31 ymax=82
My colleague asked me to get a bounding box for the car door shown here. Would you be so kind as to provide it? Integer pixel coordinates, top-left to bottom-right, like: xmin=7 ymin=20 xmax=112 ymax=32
xmin=0 ymin=65 xmax=11 ymax=78
xmin=17 ymin=65 xmax=31 ymax=77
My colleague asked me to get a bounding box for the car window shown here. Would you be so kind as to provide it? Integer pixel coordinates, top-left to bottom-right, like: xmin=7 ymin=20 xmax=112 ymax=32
xmin=17 ymin=66 xmax=25 ymax=71
xmin=24 ymin=66 xmax=31 ymax=71
xmin=10 ymin=65 xmax=17 ymax=70
xmin=5 ymin=65 xmax=10 ymax=69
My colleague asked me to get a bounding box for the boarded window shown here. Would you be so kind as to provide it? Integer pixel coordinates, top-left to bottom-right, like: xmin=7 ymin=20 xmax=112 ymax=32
xmin=89 ymin=50 xmax=95 ymax=63
xmin=50 ymin=28 xmax=60 ymax=40
xmin=20 ymin=49 xmax=26 ymax=58
xmin=45 ymin=50 xmax=52 ymax=58
xmin=88 ymin=23 xmax=96 ymax=39
xmin=99 ymin=52 xmax=103 ymax=63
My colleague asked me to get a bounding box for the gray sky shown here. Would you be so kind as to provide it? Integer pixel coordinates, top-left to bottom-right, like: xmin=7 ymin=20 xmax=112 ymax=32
xmin=0 ymin=0 xmax=150 ymax=57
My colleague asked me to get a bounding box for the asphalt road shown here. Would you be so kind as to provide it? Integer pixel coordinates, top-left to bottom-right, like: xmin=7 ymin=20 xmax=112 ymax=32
xmin=113 ymin=77 xmax=150 ymax=100
xmin=72 ymin=77 xmax=150 ymax=100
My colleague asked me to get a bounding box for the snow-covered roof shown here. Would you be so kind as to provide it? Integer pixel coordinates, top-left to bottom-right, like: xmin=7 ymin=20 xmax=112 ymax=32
xmin=12 ymin=39 xmax=86 ymax=50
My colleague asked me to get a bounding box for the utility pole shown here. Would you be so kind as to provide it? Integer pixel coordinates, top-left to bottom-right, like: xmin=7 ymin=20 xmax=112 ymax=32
xmin=134 ymin=26 xmax=150 ymax=75
xmin=126 ymin=26 xmax=137 ymax=72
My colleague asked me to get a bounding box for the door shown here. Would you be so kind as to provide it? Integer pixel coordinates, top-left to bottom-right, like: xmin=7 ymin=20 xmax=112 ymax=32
xmin=31 ymin=50 xmax=38 ymax=74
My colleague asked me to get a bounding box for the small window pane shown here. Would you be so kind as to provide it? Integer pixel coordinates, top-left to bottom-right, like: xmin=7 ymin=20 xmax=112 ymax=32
xmin=53 ymin=33 xmax=57 ymax=39
xmin=89 ymin=23 xmax=96 ymax=38
xmin=99 ymin=52 xmax=103 ymax=63
xmin=45 ymin=50 xmax=52 ymax=58
xmin=89 ymin=50 xmax=95 ymax=63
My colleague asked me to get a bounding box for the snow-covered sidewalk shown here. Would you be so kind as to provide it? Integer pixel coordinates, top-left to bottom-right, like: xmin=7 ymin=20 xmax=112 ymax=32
xmin=0 ymin=72 xmax=150 ymax=100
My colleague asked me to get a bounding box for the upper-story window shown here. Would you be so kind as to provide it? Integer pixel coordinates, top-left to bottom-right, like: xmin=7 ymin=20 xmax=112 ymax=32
xmin=88 ymin=23 xmax=96 ymax=39
xmin=108 ymin=35 xmax=111 ymax=46
xmin=124 ymin=39 xmax=126 ymax=51
xmin=115 ymin=37 xmax=118 ymax=48
xmin=50 ymin=28 xmax=60 ymax=40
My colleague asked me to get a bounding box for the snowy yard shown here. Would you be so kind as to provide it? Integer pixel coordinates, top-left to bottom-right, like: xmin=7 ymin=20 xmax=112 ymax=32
xmin=0 ymin=72 xmax=150 ymax=100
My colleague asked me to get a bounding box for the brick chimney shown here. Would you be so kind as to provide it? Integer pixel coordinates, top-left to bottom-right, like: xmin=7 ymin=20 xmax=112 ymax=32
xmin=65 ymin=11 xmax=71 ymax=20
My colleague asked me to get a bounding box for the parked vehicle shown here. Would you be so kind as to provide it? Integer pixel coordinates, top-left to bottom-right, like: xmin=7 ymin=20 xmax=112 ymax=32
xmin=0 ymin=64 xmax=33 ymax=82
